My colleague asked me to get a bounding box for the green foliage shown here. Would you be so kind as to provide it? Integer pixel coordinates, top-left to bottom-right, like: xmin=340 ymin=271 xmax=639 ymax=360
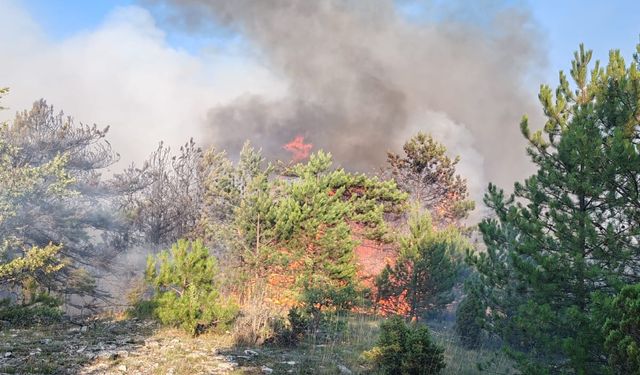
xmin=0 ymin=87 xmax=8 ymax=112
xmin=599 ymin=284 xmax=640 ymax=374
xmin=0 ymin=90 xmax=69 ymax=304
xmin=208 ymin=149 xmax=406 ymax=308
xmin=0 ymin=293 xmax=63 ymax=327
xmin=0 ymin=244 xmax=64 ymax=290
xmin=144 ymin=239 xmax=238 ymax=335
xmin=364 ymin=316 xmax=445 ymax=374
xmin=376 ymin=209 xmax=464 ymax=319
xmin=0 ymin=92 xmax=118 ymax=302
xmin=455 ymin=285 xmax=484 ymax=349
xmin=128 ymin=300 xmax=157 ymax=320
xmin=470 ymin=42 xmax=640 ymax=373
xmin=266 ymin=307 xmax=313 ymax=347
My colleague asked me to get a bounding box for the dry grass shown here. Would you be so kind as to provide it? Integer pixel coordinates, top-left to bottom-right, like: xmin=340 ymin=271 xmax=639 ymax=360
xmin=0 ymin=313 xmax=515 ymax=374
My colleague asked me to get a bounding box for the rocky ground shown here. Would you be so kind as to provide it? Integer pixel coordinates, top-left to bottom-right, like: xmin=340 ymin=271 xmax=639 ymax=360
xmin=0 ymin=318 xmax=360 ymax=375
xmin=0 ymin=315 xmax=507 ymax=374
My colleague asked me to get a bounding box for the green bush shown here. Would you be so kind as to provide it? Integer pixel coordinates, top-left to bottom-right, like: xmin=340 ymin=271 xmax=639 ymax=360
xmin=455 ymin=289 xmax=484 ymax=349
xmin=601 ymin=284 xmax=640 ymax=374
xmin=144 ymin=239 xmax=238 ymax=335
xmin=265 ymin=307 xmax=311 ymax=346
xmin=0 ymin=293 xmax=63 ymax=327
xmin=128 ymin=299 xmax=157 ymax=320
xmin=363 ymin=316 xmax=445 ymax=374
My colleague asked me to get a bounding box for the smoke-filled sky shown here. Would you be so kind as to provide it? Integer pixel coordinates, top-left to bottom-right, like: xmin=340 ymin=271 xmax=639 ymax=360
xmin=1 ymin=0 xmax=639 ymax=203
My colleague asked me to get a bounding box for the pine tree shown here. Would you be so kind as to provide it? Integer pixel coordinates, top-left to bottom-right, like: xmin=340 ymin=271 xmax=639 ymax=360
xmin=0 ymin=98 xmax=121 ymax=301
xmin=471 ymin=43 xmax=640 ymax=373
xmin=364 ymin=315 xmax=446 ymax=375
xmin=144 ymin=239 xmax=238 ymax=335
xmin=114 ymin=139 xmax=205 ymax=247
xmin=599 ymin=283 xmax=640 ymax=374
xmin=455 ymin=282 xmax=484 ymax=349
xmin=0 ymin=89 xmax=68 ymax=301
xmin=386 ymin=133 xmax=474 ymax=227
xmin=376 ymin=210 xmax=464 ymax=319
xmin=229 ymin=151 xmax=406 ymax=310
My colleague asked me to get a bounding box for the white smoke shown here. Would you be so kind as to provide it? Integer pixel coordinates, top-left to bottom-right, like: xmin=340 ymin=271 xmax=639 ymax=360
xmin=0 ymin=0 xmax=285 ymax=169
xmin=0 ymin=0 xmax=547 ymax=205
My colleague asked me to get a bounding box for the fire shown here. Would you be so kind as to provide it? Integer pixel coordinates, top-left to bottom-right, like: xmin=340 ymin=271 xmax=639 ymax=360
xmin=283 ymin=135 xmax=312 ymax=161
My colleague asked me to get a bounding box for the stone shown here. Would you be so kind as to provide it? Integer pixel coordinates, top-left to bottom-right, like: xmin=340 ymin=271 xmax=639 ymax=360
xmin=337 ymin=364 xmax=352 ymax=374
xmin=261 ymin=366 xmax=274 ymax=374
xmin=145 ymin=340 xmax=160 ymax=348
xmin=97 ymin=350 xmax=118 ymax=360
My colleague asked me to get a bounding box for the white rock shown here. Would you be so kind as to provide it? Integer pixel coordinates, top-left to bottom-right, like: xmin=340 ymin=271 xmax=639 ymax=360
xmin=97 ymin=350 xmax=118 ymax=360
xmin=337 ymin=364 xmax=353 ymax=374
xmin=145 ymin=340 xmax=160 ymax=348
xmin=261 ymin=366 xmax=274 ymax=374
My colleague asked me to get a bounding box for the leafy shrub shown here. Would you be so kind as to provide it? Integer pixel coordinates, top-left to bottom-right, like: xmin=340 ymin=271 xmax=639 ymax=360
xmin=363 ymin=315 xmax=445 ymax=374
xmin=128 ymin=299 xmax=157 ymax=320
xmin=144 ymin=239 xmax=238 ymax=335
xmin=263 ymin=307 xmax=310 ymax=346
xmin=299 ymin=285 xmax=354 ymax=333
xmin=0 ymin=293 xmax=63 ymax=327
xmin=126 ymin=277 xmax=155 ymax=319
xmin=600 ymin=284 xmax=640 ymax=374
xmin=455 ymin=288 xmax=484 ymax=349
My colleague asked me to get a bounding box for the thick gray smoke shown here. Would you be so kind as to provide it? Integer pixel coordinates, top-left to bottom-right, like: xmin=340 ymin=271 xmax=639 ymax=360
xmin=151 ymin=0 xmax=545 ymax=200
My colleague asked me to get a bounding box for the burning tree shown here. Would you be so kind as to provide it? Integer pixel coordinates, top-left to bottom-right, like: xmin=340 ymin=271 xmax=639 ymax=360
xmin=375 ymin=210 xmax=466 ymax=319
xmin=205 ymin=149 xmax=406 ymax=311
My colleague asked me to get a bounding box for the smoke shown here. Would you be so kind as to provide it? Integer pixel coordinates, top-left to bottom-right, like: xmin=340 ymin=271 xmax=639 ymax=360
xmin=0 ymin=0 xmax=547 ymax=203
xmin=0 ymin=0 xmax=284 ymax=170
xmin=149 ymin=0 xmax=546 ymax=201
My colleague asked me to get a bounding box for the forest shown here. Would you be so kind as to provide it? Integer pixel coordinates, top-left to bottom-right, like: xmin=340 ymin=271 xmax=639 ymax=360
xmin=1 ymin=35 xmax=640 ymax=374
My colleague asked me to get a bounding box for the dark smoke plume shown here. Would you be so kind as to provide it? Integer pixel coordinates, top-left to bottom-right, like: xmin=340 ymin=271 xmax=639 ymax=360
xmin=150 ymin=0 xmax=546 ymax=200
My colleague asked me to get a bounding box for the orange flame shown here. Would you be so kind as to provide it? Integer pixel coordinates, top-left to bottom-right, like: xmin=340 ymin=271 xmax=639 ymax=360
xmin=283 ymin=136 xmax=313 ymax=161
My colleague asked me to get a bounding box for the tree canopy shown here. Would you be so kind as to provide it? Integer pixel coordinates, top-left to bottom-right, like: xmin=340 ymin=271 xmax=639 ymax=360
xmin=470 ymin=43 xmax=640 ymax=373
